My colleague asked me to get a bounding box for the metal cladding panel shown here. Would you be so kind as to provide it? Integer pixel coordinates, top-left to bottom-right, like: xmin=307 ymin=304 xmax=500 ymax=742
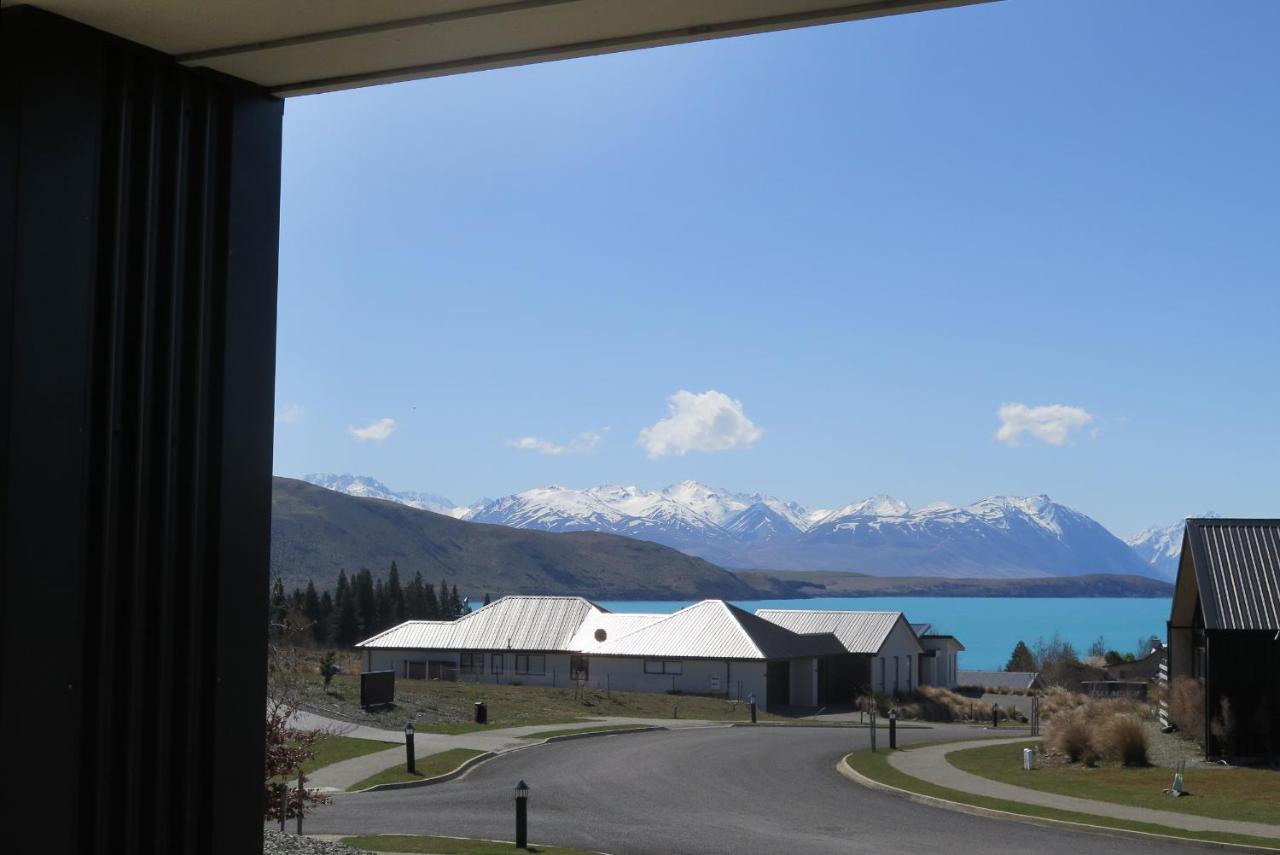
xmin=757 ymin=609 xmax=902 ymax=654
xmin=2 ymin=9 xmax=282 ymax=854
xmin=957 ymin=670 xmax=1038 ymax=691
xmin=1187 ymin=519 xmax=1280 ymax=631
xmin=357 ymin=596 xmax=601 ymax=651
xmin=591 ymin=600 xmax=843 ymax=660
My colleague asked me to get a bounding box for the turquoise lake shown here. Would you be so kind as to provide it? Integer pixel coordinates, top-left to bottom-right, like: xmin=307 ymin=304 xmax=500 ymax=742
xmin=592 ymin=597 xmax=1172 ymax=670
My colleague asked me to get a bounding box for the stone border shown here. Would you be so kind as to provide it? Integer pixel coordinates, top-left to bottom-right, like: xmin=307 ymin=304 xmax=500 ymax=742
xmin=350 ymin=725 xmax=665 ymax=794
xmin=836 ymin=754 xmax=1280 ymax=853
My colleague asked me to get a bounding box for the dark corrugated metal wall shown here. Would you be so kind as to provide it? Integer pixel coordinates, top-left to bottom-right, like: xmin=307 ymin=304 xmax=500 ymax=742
xmin=2 ymin=9 xmax=282 ymax=853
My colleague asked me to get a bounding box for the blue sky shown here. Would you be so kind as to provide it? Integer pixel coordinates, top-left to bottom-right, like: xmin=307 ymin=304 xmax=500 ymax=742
xmin=272 ymin=0 xmax=1280 ymax=535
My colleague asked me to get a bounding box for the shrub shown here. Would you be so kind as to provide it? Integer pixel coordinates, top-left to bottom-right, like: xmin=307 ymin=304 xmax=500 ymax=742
xmin=1100 ymin=715 xmax=1149 ymax=766
xmin=1210 ymin=696 xmax=1236 ymax=755
xmin=1168 ymin=676 xmax=1205 ymax=743
xmin=1048 ymin=708 xmax=1095 ymax=762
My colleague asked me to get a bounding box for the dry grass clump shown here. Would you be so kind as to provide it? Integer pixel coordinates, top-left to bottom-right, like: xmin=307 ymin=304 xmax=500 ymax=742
xmin=1168 ymin=676 xmax=1205 ymax=743
xmin=1045 ymin=699 xmax=1149 ymax=766
xmin=911 ymin=686 xmax=1023 ymax=723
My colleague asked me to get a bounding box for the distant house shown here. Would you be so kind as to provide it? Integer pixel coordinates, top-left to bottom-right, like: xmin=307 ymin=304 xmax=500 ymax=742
xmin=1167 ymin=518 xmax=1280 ymax=757
xmin=956 ymin=670 xmax=1042 ymax=693
xmin=910 ymin=623 xmax=965 ymax=689
xmin=358 ymin=597 xmax=962 ymax=708
xmin=1104 ymin=644 xmax=1165 ymax=682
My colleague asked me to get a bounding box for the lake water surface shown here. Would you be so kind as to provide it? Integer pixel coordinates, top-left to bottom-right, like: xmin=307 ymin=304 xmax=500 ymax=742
xmin=593 ymin=597 xmax=1172 ymax=671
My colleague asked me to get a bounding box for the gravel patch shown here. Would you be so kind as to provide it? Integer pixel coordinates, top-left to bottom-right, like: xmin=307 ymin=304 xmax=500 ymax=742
xmin=264 ymin=830 xmax=369 ymax=855
xmin=1142 ymin=719 xmax=1217 ymax=769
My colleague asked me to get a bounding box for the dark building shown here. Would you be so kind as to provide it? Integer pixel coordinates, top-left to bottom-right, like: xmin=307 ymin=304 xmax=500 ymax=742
xmin=1167 ymin=518 xmax=1280 ymax=758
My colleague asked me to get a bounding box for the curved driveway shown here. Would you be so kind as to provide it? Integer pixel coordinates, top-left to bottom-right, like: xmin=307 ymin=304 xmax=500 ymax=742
xmin=301 ymin=724 xmax=1221 ymax=855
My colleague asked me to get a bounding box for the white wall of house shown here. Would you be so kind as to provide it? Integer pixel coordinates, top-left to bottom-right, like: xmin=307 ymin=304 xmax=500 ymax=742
xmin=364 ymin=648 xmax=577 ymax=687
xmin=872 ymin=620 xmax=924 ymax=695
xmin=587 ymin=656 xmax=769 ymax=705
xmin=918 ymin=638 xmax=962 ymax=688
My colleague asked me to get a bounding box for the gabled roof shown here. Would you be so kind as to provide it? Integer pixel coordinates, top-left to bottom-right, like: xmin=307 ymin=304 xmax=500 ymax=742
xmin=757 ymin=609 xmax=915 ymax=654
xmin=1182 ymin=518 xmax=1280 ymax=631
xmin=570 ymin=611 xmax=665 ymax=652
xmin=590 ymin=600 xmax=845 ymax=660
xmin=358 ymin=595 xmax=602 ymax=651
xmin=957 ymin=670 xmax=1040 ymax=691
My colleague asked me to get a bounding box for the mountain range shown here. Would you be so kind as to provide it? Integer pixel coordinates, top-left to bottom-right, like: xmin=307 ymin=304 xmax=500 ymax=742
xmin=303 ymin=475 xmax=1182 ymax=581
xmin=1124 ymin=512 xmax=1216 ymax=579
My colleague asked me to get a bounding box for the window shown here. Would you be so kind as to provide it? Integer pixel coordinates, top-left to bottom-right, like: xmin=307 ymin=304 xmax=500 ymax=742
xmin=644 ymin=660 xmax=683 ymax=675
xmin=894 ymin=656 xmax=900 ymax=693
xmin=460 ymin=653 xmax=484 ymax=674
xmin=906 ymin=656 xmax=912 ymax=691
xmin=491 ymin=653 xmax=504 ymax=674
xmin=515 ymin=654 xmax=545 ymax=675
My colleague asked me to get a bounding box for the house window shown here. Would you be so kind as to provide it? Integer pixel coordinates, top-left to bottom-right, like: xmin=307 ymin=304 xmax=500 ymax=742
xmin=644 ymin=660 xmax=683 ymax=675
xmin=460 ymin=653 xmax=484 ymax=674
xmin=491 ymin=653 xmax=504 ymax=674
xmin=515 ymin=654 xmax=545 ymax=675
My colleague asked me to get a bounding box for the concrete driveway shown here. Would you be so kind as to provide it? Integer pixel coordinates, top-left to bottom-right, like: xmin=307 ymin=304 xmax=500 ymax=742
xmin=295 ymin=724 xmax=1223 ymax=855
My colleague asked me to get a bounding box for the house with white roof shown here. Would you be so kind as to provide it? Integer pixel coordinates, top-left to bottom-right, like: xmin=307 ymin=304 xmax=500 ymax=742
xmin=357 ymin=596 xmax=962 ymax=708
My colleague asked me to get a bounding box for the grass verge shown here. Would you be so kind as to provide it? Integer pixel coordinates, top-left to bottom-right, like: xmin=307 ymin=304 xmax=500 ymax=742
xmin=340 ymin=834 xmax=601 ymax=854
xmin=844 ymin=746 xmax=1280 ymax=850
xmin=270 ymin=734 xmax=397 ymax=784
xmin=520 ymin=724 xmax=654 ymax=740
xmin=949 ymin=740 xmax=1280 ymax=826
xmin=348 ymin=748 xmax=486 ymax=791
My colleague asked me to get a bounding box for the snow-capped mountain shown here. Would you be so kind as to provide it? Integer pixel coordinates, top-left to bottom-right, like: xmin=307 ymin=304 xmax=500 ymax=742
xmin=301 ymin=475 xmax=1162 ymax=579
xmin=1126 ymin=513 xmax=1217 ymax=580
xmin=302 ymin=474 xmax=468 ymax=518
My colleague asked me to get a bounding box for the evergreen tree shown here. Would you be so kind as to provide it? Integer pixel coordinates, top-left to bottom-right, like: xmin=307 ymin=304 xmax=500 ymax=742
xmin=1005 ymin=640 xmax=1036 ymax=672
xmin=373 ymin=578 xmax=388 ymax=633
xmin=289 ymin=586 xmax=304 ymax=613
xmin=334 ymin=570 xmax=350 ymax=609
xmin=405 ymin=571 xmax=425 ymax=619
xmin=451 ymin=584 xmax=465 ymax=617
xmin=438 ymin=579 xmax=451 ymax=620
xmin=483 ymin=592 xmax=492 ymax=606
xmin=303 ymin=580 xmax=321 ymax=623
xmin=269 ymin=578 xmax=287 ymax=625
xmin=334 ymin=592 xmax=359 ymax=646
xmin=423 ymin=579 xmax=440 ymax=620
xmin=355 ymin=569 xmax=376 ymax=637
xmin=387 ymin=561 xmax=405 ymax=625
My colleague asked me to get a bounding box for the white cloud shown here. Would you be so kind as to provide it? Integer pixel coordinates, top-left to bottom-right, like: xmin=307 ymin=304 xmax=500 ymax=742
xmin=638 ymin=390 xmax=763 ymax=458
xmin=507 ymin=430 xmax=605 ymax=456
xmin=996 ymin=403 xmax=1094 ymax=447
xmin=274 ymin=403 xmax=303 ymax=424
xmin=349 ymin=417 xmax=396 ymax=442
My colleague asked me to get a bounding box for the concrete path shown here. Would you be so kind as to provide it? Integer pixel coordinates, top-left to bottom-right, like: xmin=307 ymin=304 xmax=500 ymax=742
xmin=888 ymin=737 xmax=1280 ymax=840
xmin=294 ymin=710 xmax=723 ymax=792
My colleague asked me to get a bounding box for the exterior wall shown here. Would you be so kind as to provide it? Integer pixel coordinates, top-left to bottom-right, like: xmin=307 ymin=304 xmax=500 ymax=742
xmin=364 ymin=648 xmax=576 ymax=687
xmin=918 ymin=638 xmax=962 ymax=688
xmin=873 ymin=620 xmax=924 ymax=694
xmin=588 ymin=656 xmax=769 ymax=705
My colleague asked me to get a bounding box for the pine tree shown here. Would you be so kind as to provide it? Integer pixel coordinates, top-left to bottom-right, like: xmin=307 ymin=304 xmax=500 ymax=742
xmin=405 ymin=571 xmax=425 ymax=619
xmin=483 ymin=592 xmax=492 ymax=606
xmin=1005 ymin=640 xmax=1036 ymax=672
xmin=355 ymin=569 xmax=376 ymax=637
xmin=387 ymin=561 xmax=405 ymax=625
xmin=423 ymin=579 xmax=440 ymax=620
xmin=269 ymin=578 xmax=287 ymax=626
xmin=438 ymin=579 xmax=450 ymax=620
xmin=451 ymin=584 xmax=464 ymax=617
xmin=335 ymin=593 xmax=359 ymax=646
xmin=303 ymin=580 xmax=321 ymax=622
xmin=289 ymin=586 xmax=304 ymax=613
xmin=317 ymin=590 xmax=334 ymax=643
xmin=373 ymin=578 xmax=388 ymax=633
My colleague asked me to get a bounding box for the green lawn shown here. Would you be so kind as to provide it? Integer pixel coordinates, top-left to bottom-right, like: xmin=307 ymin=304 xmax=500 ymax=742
xmin=519 ymin=724 xmax=653 ymax=740
xmin=300 ymin=672 xmax=779 ymax=729
xmin=348 ymin=748 xmax=486 ymax=791
xmin=948 ymin=739 xmax=1280 ymax=826
xmin=341 ymin=834 xmax=601 ymax=854
xmin=270 ymin=733 xmax=396 ymax=784
xmin=844 ymin=746 xmax=1280 ymax=850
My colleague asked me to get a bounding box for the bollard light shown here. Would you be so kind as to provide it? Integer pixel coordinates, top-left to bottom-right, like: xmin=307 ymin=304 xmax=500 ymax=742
xmin=404 ymin=722 xmax=415 ymax=737
xmin=514 ymin=780 xmax=530 ymax=849
xmin=405 ymin=722 xmax=416 ymax=775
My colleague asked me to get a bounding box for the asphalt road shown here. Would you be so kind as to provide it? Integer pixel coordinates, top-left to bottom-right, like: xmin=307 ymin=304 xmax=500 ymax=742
xmin=300 ymin=724 xmax=1222 ymax=855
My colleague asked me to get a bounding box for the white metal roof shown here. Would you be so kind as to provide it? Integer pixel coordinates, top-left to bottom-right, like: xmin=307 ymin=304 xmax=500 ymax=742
xmin=590 ymin=600 xmax=844 ymax=660
xmin=358 ymin=595 xmax=602 ymax=651
xmin=570 ymin=611 xmax=665 ymax=653
xmin=756 ymin=609 xmax=909 ymax=654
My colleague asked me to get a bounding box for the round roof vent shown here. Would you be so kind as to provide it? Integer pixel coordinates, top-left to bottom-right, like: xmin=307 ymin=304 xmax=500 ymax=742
xmin=594 ymin=628 xmax=607 ymax=642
